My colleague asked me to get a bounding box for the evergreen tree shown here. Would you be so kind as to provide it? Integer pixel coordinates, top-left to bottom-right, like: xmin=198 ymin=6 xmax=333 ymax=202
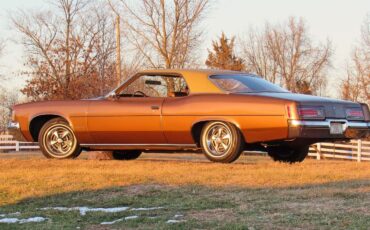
xmin=206 ymin=33 xmax=245 ymax=71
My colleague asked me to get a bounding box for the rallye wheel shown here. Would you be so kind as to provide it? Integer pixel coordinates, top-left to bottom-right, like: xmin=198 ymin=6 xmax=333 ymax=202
xmin=39 ymin=118 xmax=82 ymax=159
xmin=267 ymin=145 xmax=309 ymax=163
xmin=112 ymin=150 xmax=142 ymax=160
xmin=201 ymin=121 xmax=244 ymax=163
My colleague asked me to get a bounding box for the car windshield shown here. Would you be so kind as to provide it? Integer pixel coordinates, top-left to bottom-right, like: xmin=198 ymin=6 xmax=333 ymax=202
xmin=209 ymin=74 xmax=289 ymax=93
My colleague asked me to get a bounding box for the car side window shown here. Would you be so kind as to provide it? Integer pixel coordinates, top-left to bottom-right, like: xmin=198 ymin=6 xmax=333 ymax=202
xmin=120 ymin=75 xmax=189 ymax=98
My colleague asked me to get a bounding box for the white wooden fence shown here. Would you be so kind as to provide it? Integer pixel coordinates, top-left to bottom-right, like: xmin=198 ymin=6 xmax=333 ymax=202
xmin=0 ymin=141 xmax=39 ymax=151
xmin=308 ymin=140 xmax=370 ymax=162
xmin=0 ymin=140 xmax=370 ymax=162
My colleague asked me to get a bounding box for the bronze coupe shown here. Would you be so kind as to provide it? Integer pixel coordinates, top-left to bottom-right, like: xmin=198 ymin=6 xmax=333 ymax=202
xmin=10 ymin=69 xmax=370 ymax=163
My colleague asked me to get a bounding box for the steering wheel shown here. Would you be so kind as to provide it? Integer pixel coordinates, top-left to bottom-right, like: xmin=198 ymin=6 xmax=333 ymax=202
xmin=133 ymin=91 xmax=147 ymax=97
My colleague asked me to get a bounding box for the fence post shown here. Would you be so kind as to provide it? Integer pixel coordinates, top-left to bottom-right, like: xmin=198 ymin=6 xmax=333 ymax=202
xmin=316 ymin=143 xmax=321 ymax=160
xmin=357 ymin=139 xmax=362 ymax=162
xmin=15 ymin=141 xmax=20 ymax=152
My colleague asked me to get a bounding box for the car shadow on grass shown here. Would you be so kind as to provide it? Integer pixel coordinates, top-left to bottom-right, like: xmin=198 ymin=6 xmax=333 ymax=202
xmin=0 ymin=179 xmax=370 ymax=230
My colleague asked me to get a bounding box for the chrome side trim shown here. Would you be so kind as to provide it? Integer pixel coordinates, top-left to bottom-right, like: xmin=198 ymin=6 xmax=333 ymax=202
xmin=289 ymin=119 xmax=370 ymax=130
xmin=82 ymin=143 xmax=197 ymax=147
xmin=8 ymin=121 xmax=20 ymax=129
xmin=81 ymin=143 xmax=198 ymax=149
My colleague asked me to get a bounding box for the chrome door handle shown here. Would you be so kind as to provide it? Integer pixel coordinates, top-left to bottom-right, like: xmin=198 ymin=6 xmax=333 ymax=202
xmin=151 ymin=105 xmax=160 ymax=110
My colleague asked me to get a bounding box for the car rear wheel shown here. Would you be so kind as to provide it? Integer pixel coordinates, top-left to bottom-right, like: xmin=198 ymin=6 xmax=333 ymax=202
xmin=112 ymin=150 xmax=142 ymax=160
xmin=267 ymin=145 xmax=309 ymax=163
xmin=201 ymin=121 xmax=244 ymax=163
xmin=39 ymin=118 xmax=82 ymax=159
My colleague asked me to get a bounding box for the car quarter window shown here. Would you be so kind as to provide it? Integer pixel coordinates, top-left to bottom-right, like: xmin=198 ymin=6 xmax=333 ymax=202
xmin=210 ymin=75 xmax=288 ymax=93
xmin=120 ymin=75 xmax=189 ymax=98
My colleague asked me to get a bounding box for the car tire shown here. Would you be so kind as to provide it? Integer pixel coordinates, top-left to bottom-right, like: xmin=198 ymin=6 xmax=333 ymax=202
xmin=267 ymin=145 xmax=309 ymax=163
xmin=39 ymin=118 xmax=82 ymax=159
xmin=201 ymin=121 xmax=244 ymax=163
xmin=112 ymin=150 xmax=142 ymax=160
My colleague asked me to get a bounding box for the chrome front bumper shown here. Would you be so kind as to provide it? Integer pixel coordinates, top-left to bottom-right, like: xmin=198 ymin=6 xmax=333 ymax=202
xmin=288 ymin=119 xmax=370 ymax=139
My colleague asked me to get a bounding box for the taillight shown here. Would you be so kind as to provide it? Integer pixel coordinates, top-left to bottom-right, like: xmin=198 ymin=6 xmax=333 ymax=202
xmin=360 ymin=104 xmax=370 ymax=121
xmin=298 ymin=107 xmax=325 ymax=120
xmin=345 ymin=107 xmax=364 ymax=120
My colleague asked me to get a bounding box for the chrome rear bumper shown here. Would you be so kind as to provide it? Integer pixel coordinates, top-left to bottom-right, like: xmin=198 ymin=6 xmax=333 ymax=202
xmin=288 ymin=119 xmax=370 ymax=139
xmin=289 ymin=120 xmax=370 ymax=129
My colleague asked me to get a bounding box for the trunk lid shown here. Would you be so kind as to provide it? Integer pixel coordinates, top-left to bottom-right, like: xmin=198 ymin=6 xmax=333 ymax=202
xmin=235 ymin=92 xmax=362 ymax=119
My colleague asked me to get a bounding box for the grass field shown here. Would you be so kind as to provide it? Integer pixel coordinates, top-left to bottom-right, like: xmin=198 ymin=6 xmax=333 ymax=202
xmin=0 ymin=152 xmax=369 ymax=229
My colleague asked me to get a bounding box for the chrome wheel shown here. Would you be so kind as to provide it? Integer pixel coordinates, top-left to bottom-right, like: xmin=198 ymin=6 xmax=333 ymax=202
xmin=43 ymin=124 xmax=77 ymax=158
xmin=205 ymin=122 xmax=233 ymax=157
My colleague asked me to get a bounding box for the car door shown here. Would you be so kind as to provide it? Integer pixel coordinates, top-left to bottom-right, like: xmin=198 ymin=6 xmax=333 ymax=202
xmin=86 ymin=75 xmax=167 ymax=144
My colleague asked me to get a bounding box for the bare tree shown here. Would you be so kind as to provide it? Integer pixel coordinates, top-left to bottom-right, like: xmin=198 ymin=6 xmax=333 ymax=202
xmin=119 ymin=0 xmax=209 ymax=91
xmin=0 ymin=88 xmax=19 ymax=132
xmin=120 ymin=0 xmax=209 ymax=69
xmin=341 ymin=16 xmax=370 ymax=104
xmin=240 ymin=17 xmax=332 ymax=95
xmin=239 ymin=27 xmax=279 ymax=84
xmin=11 ymin=0 xmax=117 ymax=100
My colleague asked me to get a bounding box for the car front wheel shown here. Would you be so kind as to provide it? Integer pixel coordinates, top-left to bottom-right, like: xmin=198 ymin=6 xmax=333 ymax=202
xmin=201 ymin=121 xmax=244 ymax=163
xmin=39 ymin=118 xmax=82 ymax=159
xmin=267 ymin=145 xmax=309 ymax=163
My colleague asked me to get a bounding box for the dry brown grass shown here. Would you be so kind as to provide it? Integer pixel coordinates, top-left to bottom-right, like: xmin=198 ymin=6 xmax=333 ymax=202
xmin=1 ymin=152 xmax=369 ymax=206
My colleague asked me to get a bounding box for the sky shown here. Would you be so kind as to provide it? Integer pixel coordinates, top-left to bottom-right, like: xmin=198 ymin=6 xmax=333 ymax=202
xmin=0 ymin=0 xmax=369 ymax=98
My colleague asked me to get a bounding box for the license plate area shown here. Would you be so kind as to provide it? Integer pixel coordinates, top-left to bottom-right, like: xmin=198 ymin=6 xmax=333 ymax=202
xmin=330 ymin=122 xmax=344 ymax=134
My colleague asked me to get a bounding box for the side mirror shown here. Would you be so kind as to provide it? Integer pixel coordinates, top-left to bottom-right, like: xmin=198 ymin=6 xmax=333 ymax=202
xmin=106 ymin=92 xmax=118 ymax=101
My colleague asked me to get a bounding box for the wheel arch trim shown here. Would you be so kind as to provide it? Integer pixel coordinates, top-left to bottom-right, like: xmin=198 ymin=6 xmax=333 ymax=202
xmin=28 ymin=113 xmax=73 ymax=142
xmin=190 ymin=117 xmax=245 ymax=146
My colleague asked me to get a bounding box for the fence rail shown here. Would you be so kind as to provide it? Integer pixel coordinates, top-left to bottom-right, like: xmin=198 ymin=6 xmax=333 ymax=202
xmin=0 ymin=141 xmax=39 ymax=151
xmin=308 ymin=140 xmax=370 ymax=162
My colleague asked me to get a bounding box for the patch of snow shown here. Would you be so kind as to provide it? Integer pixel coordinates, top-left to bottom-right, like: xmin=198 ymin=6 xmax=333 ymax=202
xmin=131 ymin=207 xmax=163 ymax=211
xmin=100 ymin=215 xmax=139 ymax=225
xmin=0 ymin=217 xmax=47 ymax=224
xmin=41 ymin=206 xmax=163 ymax=215
xmin=101 ymin=218 xmax=123 ymax=225
xmin=166 ymin=219 xmax=185 ymax=224
xmin=0 ymin=218 xmax=18 ymax=223
xmin=19 ymin=217 xmax=47 ymax=224
xmin=125 ymin=215 xmax=139 ymax=220
xmin=0 ymin=212 xmax=20 ymax=218
xmin=81 ymin=207 xmax=130 ymax=216
xmin=10 ymin=212 xmax=21 ymax=216
xmin=41 ymin=207 xmax=130 ymax=216
xmin=174 ymin=214 xmax=183 ymax=218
